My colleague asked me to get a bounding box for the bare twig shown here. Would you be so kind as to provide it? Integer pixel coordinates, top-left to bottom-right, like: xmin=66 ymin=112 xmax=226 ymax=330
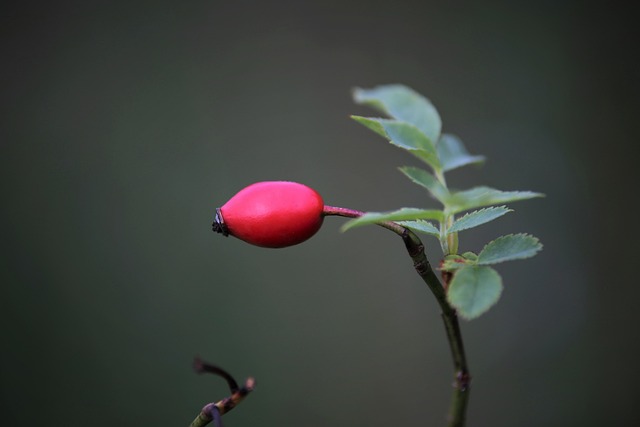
xmin=188 ymin=360 xmax=256 ymax=427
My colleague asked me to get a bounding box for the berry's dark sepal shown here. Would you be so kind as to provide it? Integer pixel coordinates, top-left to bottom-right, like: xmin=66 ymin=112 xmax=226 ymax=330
xmin=212 ymin=208 xmax=229 ymax=236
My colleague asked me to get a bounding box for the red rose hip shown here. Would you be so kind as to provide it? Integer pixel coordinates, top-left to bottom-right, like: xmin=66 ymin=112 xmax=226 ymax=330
xmin=212 ymin=181 xmax=325 ymax=248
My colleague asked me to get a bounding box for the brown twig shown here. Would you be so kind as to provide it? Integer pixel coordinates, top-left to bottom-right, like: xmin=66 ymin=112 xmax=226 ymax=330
xmin=188 ymin=360 xmax=256 ymax=427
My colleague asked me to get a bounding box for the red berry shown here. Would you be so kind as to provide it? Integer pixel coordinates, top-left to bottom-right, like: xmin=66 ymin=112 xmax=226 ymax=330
xmin=212 ymin=181 xmax=325 ymax=248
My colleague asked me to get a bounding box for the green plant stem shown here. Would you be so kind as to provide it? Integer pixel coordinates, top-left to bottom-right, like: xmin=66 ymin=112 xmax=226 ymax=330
xmin=189 ymin=404 xmax=215 ymax=427
xmin=323 ymin=205 xmax=471 ymax=427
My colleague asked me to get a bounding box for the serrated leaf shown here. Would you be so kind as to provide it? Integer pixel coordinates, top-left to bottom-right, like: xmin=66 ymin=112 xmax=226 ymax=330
xmin=353 ymin=84 xmax=442 ymax=143
xmin=437 ymin=134 xmax=485 ymax=172
xmin=399 ymin=166 xmax=449 ymax=203
xmin=447 ymin=206 xmax=512 ymax=234
xmin=341 ymin=208 xmax=444 ymax=232
xmin=477 ymin=234 xmax=542 ymax=265
xmin=447 ymin=266 xmax=503 ymax=320
xmin=445 ymin=186 xmax=543 ymax=214
xmin=351 ymin=116 xmax=440 ymax=170
xmin=396 ymin=220 xmax=441 ymax=237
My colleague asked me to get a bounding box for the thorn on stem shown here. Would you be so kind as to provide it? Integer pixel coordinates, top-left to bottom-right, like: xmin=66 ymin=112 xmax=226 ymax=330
xmin=455 ymin=370 xmax=471 ymax=392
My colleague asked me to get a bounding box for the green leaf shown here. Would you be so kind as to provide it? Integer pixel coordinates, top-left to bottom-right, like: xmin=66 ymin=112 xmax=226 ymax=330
xmin=477 ymin=234 xmax=543 ymax=265
xmin=437 ymin=134 xmax=485 ymax=172
xmin=396 ymin=220 xmax=441 ymax=237
xmin=447 ymin=266 xmax=503 ymax=320
xmin=461 ymin=252 xmax=478 ymax=262
xmin=351 ymin=116 xmax=440 ymax=170
xmin=350 ymin=115 xmax=388 ymax=138
xmin=445 ymin=186 xmax=543 ymax=214
xmin=353 ymin=84 xmax=442 ymax=143
xmin=399 ymin=166 xmax=449 ymax=203
xmin=447 ymin=206 xmax=512 ymax=234
xmin=341 ymin=208 xmax=444 ymax=232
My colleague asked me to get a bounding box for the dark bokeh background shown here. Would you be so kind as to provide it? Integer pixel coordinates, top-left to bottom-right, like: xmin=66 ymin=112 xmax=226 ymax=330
xmin=2 ymin=1 xmax=638 ymax=426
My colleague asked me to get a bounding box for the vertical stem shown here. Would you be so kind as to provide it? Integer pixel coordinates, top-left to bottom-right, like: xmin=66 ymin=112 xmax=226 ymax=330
xmin=445 ymin=215 xmax=458 ymax=255
xmin=323 ymin=206 xmax=471 ymax=426
xmin=439 ymin=219 xmax=450 ymax=255
xmin=442 ymin=313 xmax=470 ymax=427
xmin=398 ymin=230 xmax=471 ymax=427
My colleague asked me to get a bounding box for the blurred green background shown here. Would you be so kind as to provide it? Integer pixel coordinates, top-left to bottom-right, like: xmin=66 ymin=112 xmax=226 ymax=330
xmin=2 ymin=1 xmax=638 ymax=426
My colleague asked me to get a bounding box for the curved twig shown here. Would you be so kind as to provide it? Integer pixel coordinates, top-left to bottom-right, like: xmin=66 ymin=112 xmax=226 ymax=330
xmin=188 ymin=360 xmax=256 ymax=427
